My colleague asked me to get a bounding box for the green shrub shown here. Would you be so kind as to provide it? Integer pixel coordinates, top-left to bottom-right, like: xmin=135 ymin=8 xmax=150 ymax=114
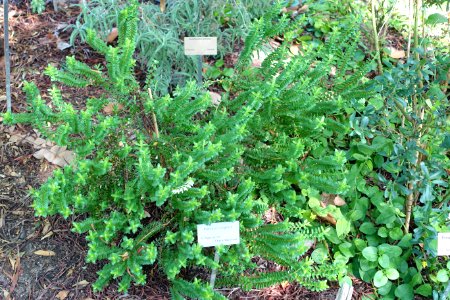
xmin=1 ymin=2 xmax=378 ymax=297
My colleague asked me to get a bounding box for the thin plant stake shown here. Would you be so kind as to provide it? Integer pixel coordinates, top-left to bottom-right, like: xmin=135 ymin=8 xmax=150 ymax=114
xmin=209 ymin=249 xmax=220 ymax=288
xmin=196 ymin=55 xmax=203 ymax=86
xmin=3 ymin=0 xmax=12 ymax=113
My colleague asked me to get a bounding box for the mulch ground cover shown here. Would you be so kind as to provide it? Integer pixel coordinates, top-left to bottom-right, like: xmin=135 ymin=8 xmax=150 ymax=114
xmin=0 ymin=2 xmax=374 ymax=299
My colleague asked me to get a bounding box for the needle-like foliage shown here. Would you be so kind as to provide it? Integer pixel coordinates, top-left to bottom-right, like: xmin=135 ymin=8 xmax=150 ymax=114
xmin=2 ymin=2 xmax=377 ymax=298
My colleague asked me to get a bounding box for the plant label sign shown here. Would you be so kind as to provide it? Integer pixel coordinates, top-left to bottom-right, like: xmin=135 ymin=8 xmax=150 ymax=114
xmin=437 ymin=233 xmax=450 ymax=256
xmin=184 ymin=37 xmax=217 ymax=56
xmin=197 ymin=221 xmax=240 ymax=247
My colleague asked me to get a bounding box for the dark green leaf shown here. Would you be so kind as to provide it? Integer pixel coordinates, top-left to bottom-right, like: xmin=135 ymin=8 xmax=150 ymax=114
xmin=394 ymin=284 xmax=413 ymax=299
xmin=415 ymin=284 xmax=432 ymax=297
xmin=360 ymin=222 xmax=377 ymax=235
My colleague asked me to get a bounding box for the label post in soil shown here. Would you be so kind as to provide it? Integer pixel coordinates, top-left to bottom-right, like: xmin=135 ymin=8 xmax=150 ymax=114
xmin=184 ymin=37 xmax=218 ymax=86
xmin=3 ymin=0 xmax=12 ymax=113
xmin=335 ymin=282 xmax=353 ymax=300
xmin=437 ymin=233 xmax=450 ymax=256
xmin=197 ymin=221 xmax=240 ymax=288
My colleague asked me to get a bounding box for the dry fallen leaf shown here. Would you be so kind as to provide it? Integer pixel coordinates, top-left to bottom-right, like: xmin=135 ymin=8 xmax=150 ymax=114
xmin=289 ymin=44 xmax=300 ymax=56
xmin=321 ymin=193 xmax=346 ymax=207
xmin=388 ymin=47 xmax=406 ymax=59
xmin=34 ymin=250 xmax=56 ymax=256
xmin=209 ymin=91 xmax=221 ymax=106
xmin=11 ymin=210 xmax=25 ymax=216
xmin=103 ymin=102 xmax=124 ymax=115
xmin=39 ymin=33 xmax=58 ymax=46
xmin=107 ymin=28 xmax=118 ymax=43
xmin=251 ymin=50 xmax=268 ymax=67
xmin=33 ymin=146 xmax=74 ymax=167
xmin=73 ymin=280 xmax=89 ymax=288
xmin=56 ymin=290 xmax=69 ymax=300
xmin=57 ymin=40 xmax=71 ymax=51
xmin=333 ymin=195 xmax=346 ymax=206
xmin=160 ymin=0 xmax=166 ymax=12
xmin=0 ymin=209 xmax=5 ymax=229
xmin=8 ymin=256 xmax=16 ymax=270
xmin=41 ymin=231 xmax=53 ymax=241
xmin=42 ymin=220 xmax=51 ymax=235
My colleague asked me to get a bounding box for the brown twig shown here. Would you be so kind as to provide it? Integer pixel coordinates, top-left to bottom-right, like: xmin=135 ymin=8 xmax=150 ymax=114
xmin=147 ymin=88 xmax=160 ymax=140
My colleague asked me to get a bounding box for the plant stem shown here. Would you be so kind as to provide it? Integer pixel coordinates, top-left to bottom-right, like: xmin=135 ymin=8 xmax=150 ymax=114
xmin=371 ymin=0 xmax=383 ymax=74
xmin=148 ymin=88 xmax=160 ymax=139
xmin=393 ymin=98 xmax=415 ymax=124
xmin=406 ymin=0 xmax=413 ymax=58
xmin=405 ymin=0 xmax=425 ymax=234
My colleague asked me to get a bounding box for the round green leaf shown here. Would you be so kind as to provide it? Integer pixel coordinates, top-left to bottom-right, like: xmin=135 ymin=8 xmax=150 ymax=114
xmin=311 ymin=247 xmax=328 ymax=264
xmin=378 ymin=227 xmax=388 ymax=238
xmin=336 ymin=218 xmax=351 ymax=237
xmin=436 ymin=269 xmax=449 ymax=283
xmin=394 ymin=284 xmax=413 ymax=299
xmin=338 ymin=242 xmax=354 ymax=258
xmin=360 ymin=258 xmax=378 ymax=271
xmin=378 ymin=254 xmax=391 ymax=269
xmin=398 ymin=234 xmax=412 ymax=248
xmin=378 ymin=280 xmax=392 ymax=296
xmin=360 ymin=222 xmax=377 ymax=235
xmin=378 ymin=244 xmax=402 ymax=257
xmin=374 ymin=270 xmax=388 ymax=288
xmin=222 ymin=68 xmax=234 ymax=77
xmin=353 ymin=238 xmax=367 ymax=251
xmin=385 ymin=268 xmax=399 ymax=280
xmin=389 ymin=227 xmax=403 ymax=240
xmin=362 ymin=246 xmax=378 ymax=262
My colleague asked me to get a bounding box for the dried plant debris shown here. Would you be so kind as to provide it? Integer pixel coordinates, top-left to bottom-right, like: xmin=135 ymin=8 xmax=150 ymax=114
xmin=4 ymin=125 xmax=74 ymax=167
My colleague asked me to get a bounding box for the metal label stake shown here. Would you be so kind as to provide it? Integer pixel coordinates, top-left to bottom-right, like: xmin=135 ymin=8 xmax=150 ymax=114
xmin=3 ymin=0 xmax=12 ymax=113
xmin=209 ymin=249 xmax=220 ymax=288
xmin=196 ymin=55 xmax=203 ymax=86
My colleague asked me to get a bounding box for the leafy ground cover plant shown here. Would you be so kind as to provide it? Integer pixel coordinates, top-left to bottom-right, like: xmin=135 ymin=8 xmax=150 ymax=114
xmin=328 ymin=26 xmax=450 ymax=300
xmin=1 ymin=2 xmax=370 ymax=297
xmin=69 ymin=0 xmax=271 ymax=94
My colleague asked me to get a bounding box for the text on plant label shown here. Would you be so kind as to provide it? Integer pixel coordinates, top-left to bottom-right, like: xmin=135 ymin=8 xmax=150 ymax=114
xmin=184 ymin=37 xmax=218 ymax=56
xmin=197 ymin=221 xmax=240 ymax=247
xmin=437 ymin=233 xmax=450 ymax=256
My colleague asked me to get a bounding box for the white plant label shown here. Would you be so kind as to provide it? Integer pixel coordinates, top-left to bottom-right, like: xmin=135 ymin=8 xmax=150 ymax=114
xmin=437 ymin=233 xmax=450 ymax=256
xmin=197 ymin=221 xmax=240 ymax=247
xmin=184 ymin=37 xmax=217 ymax=56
